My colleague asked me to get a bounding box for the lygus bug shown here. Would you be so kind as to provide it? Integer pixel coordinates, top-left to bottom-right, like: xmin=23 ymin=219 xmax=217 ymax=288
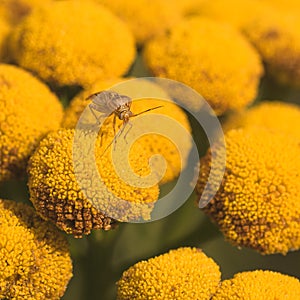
xmin=86 ymin=90 xmax=162 ymax=153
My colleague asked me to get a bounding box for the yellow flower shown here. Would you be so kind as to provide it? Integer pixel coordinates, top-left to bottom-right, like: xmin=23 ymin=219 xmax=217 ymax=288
xmin=97 ymin=0 xmax=182 ymax=45
xmin=0 ymin=18 xmax=10 ymax=61
xmin=212 ymin=270 xmax=300 ymax=299
xmin=261 ymin=0 xmax=300 ymax=13
xmin=0 ymin=63 xmax=63 ymax=182
xmin=8 ymin=1 xmax=136 ymax=87
xmin=193 ymin=0 xmax=270 ymax=30
xmin=62 ymin=79 xmax=192 ymax=184
xmin=0 ymin=0 xmax=51 ymax=25
xmin=189 ymin=0 xmax=300 ymax=87
xmin=27 ymin=128 xmax=160 ymax=237
xmin=116 ymin=247 xmax=221 ymax=300
xmin=243 ymin=10 xmax=300 ymax=87
xmin=224 ymin=101 xmax=300 ymax=140
xmin=143 ymin=17 xmax=263 ymax=115
xmin=196 ymin=127 xmax=300 ymax=254
xmin=0 ymin=199 xmax=72 ymax=300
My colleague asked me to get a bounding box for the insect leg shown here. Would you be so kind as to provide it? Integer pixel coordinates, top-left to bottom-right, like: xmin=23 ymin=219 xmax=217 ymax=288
xmin=123 ymin=121 xmax=133 ymax=143
xmin=89 ymin=104 xmax=102 ymax=125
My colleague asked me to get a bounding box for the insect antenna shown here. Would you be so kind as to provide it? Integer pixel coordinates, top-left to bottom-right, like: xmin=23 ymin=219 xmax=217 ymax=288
xmin=131 ymin=105 xmax=163 ymax=118
xmin=99 ymin=105 xmax=163 ymax=157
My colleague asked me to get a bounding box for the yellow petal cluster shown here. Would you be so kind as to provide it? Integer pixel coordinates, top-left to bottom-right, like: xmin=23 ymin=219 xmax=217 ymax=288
xmin=116 ymin=247 xmax=221 ymax=300
xmin=97 ymin=0 xmax=182 ymax=45
xmin=212 ymin=270 xmax=300 ymax=299
xmin=0 ymin=63 xmax=63 ymax=182
xmin=0 ymin=0 xmax=51 ymax=25
xmin=8 ymin=1 xmax=136 ymax=87
xmin=63 ymin=80 xmax=192 ymax=184
xmin=193 ymin=0 xmax=300 ymax=87
xmin=0 ymin=18 xmax=10 ymax=61
xmin=224 ymin=101 xmax=300 ymax=140
xmin=243 ymin=10 xmax=300 ymax=87
xmin=0 ymin=199 xmax=72 ymax=300
xmin=196 ymin=127 xmax=300 ymax=254
xmin=27 ymin=128 xmax=160 ymax=237
xmin=143 ymin=17 xmax=263 ymax=115
xmin=194 ymin=0 xmax=270 ymax=30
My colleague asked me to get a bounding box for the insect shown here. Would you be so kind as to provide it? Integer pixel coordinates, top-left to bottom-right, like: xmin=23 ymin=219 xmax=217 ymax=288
xmin=86 ymin=90 xmax=163 ymax=154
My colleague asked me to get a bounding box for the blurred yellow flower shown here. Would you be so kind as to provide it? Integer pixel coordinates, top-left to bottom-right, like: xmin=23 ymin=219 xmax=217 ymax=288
xmin=28 ymin=128 xmax=160 ymax=237
xmin=0 ymin=0 xmax=51 ymax=25
xmin=244 ymin=10 xmax=300 ymax=87
xmin=143 ymin=17 xmax=263 ymax=115
xmin=0 ymin=199 xmax=72 ymax=300
xmin=8 ymin=1 xmax=136 ymax=87
xmin=223 ymin=101 xmax=300 ymax=140
xmin=0 ymin=64 xmax=63 ymax=182
xmin=196 ymin=127 xmax=300 ymax=254
xmin=212 ymin=270 xmax=300 ymax=299
xmin=97 ymin=0 xmax=182 ymax=45
xmin=117 ymin=247 xmax=221 ymax=300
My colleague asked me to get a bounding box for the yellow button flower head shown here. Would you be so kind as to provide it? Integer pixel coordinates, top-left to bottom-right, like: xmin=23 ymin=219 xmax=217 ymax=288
xmin=8 ymin=1 xmax=136 ymax=87
xmin=0 ymin=199 xmax=72 ymax=300
xmin=194 ymin=0 xmax=271 ymax=30
xmin=212 ymin=270 xmax=300 ymax=299
xmin=117 ymin=247 xmax=221 ymax=300
xmin=196 ymin=127 xmax=300 ymax=254
xmin=224 ymin=101 xmax=300 ymax=140
xmin=0 ymin=64 xmax=63 ymax=182
xmin=0 ymin=0 xmax=51 ymax=25
xmin=62 ymin=80 xmax=192 ymax=184
xmin=243 ymin=10 xmax=300 ymax=87
xmin=0 ymin=18 xmax=10 ymax=61
xmin=261 ymin=0 xmax=300 ymax=13
xmin=28 ymin=128 xmax=159 ymax=237
xmin=143 ymin=17 xmax=263 ymax=115
xmin=97 ymin=0 xmax=182 ymax=45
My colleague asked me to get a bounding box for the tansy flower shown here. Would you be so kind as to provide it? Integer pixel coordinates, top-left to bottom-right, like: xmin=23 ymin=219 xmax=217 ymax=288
xmin=62 ymin=79 xmax=192 ymax=184
xmin=261 ymin=0 xmax=300 ymax=13
xmin=196 ymin=127 xmax=300 ymax=254
xmin=116 ymin=247 xmax=221 ymax=300
xmin=0 ymin=199 xmax=72 ymax=300
xmin=0 ymin=0 xmax=51 ymax=25
xmin=212 ymin=270 xmax=300 ymax=299
xmin=223 ymin=101 xmax=300 ymax=140
xmin=8 ymin=1 xmax=136 ymax=87
xmin=243 ymin=10 xmax=300 ymax=87
xmin=27 ymin=128 xmax=160 ymax=237
xmin=0 ymin=18 xmax=10 ymax=61
xmin=0 ymin=64 xmax=63 ymax=182
xmin=193 ymin=0 xmax=271 ymax=30
xmin=97 ymin=0 xmax=182 ymax=46
xmin=143 ymin=17 xmax=263 ymax=115
xmin=192 ymin=0 xmax=300 ymax=87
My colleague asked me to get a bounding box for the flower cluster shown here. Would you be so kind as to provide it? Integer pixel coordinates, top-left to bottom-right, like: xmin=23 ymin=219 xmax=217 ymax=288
xmin=117 ymin=247 xmax=221 ymax=300
xmin=0 ymin=198 xmax=72 ymax=299
xmin=0 ymin=63 xmax=63 ymax=182
xmin=8 ymin=1 xmax=136 ymax=87
xmin=196 ymin=127 xmax=300 ymax=254
xmin=117 ymin=247 xmax=300 ymax=299
xmin=143 ymin=17 xmax=263 ymax=115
